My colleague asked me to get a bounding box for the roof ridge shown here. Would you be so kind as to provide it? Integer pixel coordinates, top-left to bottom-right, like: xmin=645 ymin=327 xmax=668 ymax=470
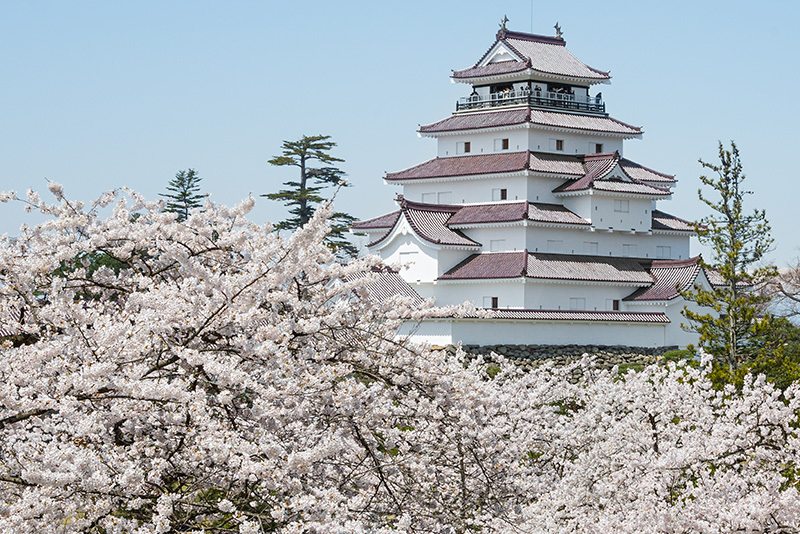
xmin=503 ymin=30 xmax=566 ymax=45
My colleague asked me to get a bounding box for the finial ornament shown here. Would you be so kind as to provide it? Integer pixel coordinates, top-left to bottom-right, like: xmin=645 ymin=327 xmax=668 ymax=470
xmin=499 ymin=15 xmax=509 ymax=33
xmin=554 ymin=22 xmax=563 ymax=39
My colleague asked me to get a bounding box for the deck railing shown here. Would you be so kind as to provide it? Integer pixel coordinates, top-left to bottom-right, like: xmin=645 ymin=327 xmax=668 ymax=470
xmin=456 ymin=90 xmax=605 ymax=114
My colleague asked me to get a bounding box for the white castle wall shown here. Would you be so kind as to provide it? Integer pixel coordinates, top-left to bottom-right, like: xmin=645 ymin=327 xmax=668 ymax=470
xmin=399 ymin=318 xmax=668 ymax=348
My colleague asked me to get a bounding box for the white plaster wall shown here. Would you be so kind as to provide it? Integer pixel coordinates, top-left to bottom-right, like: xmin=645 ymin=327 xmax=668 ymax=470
xmin=560 ymin=195 xmax=593 ymax=220
xmin=527 ymin=129 xmax=624 ymax=156
xmin=448 ymin=319 xmax=667 ymax=347
xmin=523 ymin=282 xmax=639 ymax=311
xmin=590 ymin=195 xmax=653 ymax=233
xmin=460 ymin=226 xmax=526 ymax=253
xmin=433 ymin=280 xmax=526 ymax=308
xmin=397 ymin=319 xmax=454 ymax=347
xmin=403 ymin=175 xmax=527 ymax=204
xmin=528 ymin=175 xmax=571 ymax=204
xmin=437 ymin=131 xmax=529 ymax=158
xmin=437 ymin=249 xmax=473 ymax=277
xmin=378 ymin=224 xmax=439 ymax=284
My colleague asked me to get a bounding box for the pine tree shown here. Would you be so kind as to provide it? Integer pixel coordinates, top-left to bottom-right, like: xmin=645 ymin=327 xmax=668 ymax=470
xmin=682 ymin=141 xmax=777 ymax=371
xmin=264 ymin=135 xmax=358 ymax=258
xmin=161 ymin=168 xmax=205 ymax=222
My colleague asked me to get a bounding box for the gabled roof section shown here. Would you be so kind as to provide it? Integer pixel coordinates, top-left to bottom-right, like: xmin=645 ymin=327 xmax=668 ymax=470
xmin=624 ymin=256 xmax=702 ymax=302
xmin=452 ymin=29 xmax=611 ymax=84
xmin=347 ymin=267 xmax=426 ymax=306
xmin=352 ymin=210 xmax=400 ymax=230
xmin=447 ymin=201 xmax=589 ymax=227
xmin=619 ymin=158 xmax=676 ymax=185
xmin=366 ymin=198 xmax=481 ymax=249
xmin=553 ymin=152 xmax=671 ymax=197
xmin=440 ymin=251 xmax=653 ymax=284
xmin=386 ymin=152 xmax=529 ymax=182
xmin=418 ymin=108 xmax=642 ymax=138
xmin=652 ymin=210 xmax=694 ymax=232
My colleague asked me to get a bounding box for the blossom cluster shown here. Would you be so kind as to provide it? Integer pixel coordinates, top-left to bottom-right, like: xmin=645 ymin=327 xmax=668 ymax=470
xmin=0 ymin=189 xmax=798 ymax=533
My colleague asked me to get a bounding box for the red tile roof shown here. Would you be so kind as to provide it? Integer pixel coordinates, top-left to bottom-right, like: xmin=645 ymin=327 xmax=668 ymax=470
xmin=366 ymin=199 xmax=481 ymax=249
xmin=452 ymin=30 xmax=610 ymax=83
xmin=351 ymin=210 xmax=400 ymax=230
xmin=529 ymin=152 xmax=585 ymax=176
xmin=651 ymin=210 xmax=694 ymax=232
xmin=386 ymin=152 xmax=529 ymax=181
xmin=358 ymin=199 xmax=589 ymax=237
xmin=619 ymin=159 xmax=676 ymax=184
xmin=385 ymin=151 xmax=671 ymax=187
xmin=440 ymin=251 xmax=654 ymax=284
xmin=553 ymin=152 xmax=671 ymax=197
xmin=0 ymin=307 xmax=22 ymax=338
xmin=624 ymin=256 xmax=702 ymax=301
xmin=347 ymin=268 xmax=425 ymax=306
xmin=418 ymin=108 xmax=642 ymax=137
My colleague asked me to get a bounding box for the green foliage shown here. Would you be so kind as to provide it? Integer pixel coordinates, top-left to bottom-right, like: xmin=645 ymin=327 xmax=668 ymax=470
xmin=682 ymin=141 xmax=778 ymax=372
xmin=707 ymin=318 xmax=800 ymax=391
xmin=160 ymin=168 xmax=205 ymax=222
xmin=263 ymin=134 xmax=359 ymax=259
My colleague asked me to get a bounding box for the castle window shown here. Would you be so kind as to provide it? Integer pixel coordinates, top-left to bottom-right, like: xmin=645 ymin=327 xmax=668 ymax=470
xmin=614 ymin=200 xmax=630 ymax=213
xmin=556 ymin=139 xmax=564 ymax=151
xmin=491 ymin=188 xmax=508 ymax=201
xmin=656 ymin=245 xmax=671 ymax=259
xmin=595 ymin=143 xmax=603 ymax=153
xmin=437 ymin=191 xmax=452 ymax=204
xmin=622 ymin=244 xmax=638 ymax=257
xmin=483 ymin=296 xmax=499 ymax=308
xmin=583 ymin=241 xmax=599 ymax=254
xmin=490 ymin=239 xmax=506 ymax=252
xmin=569 ymin=298 xmax=586 ymax=310
xmin=421 ymin=193 xmax=436 ymax=203
xmin=547 ymin=240 xmax=563 ymax=253
xmin=494 ymin=138 xmax=510 ymax=151
xmin=456 ymin=141 xmax=471 ymax=154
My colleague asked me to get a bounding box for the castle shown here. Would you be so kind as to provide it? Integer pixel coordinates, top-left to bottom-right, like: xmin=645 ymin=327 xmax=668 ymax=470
xmin=353 ymin=23 xmax=713 ymax=348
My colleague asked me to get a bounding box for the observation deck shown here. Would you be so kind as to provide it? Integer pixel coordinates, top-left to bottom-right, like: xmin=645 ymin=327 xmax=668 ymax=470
xmin=456 ymin=89 xmax=605 ymax=114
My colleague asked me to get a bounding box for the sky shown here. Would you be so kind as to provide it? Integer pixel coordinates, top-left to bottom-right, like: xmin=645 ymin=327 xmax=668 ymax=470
xmin=1 ymin=1 xmax=798 ymax=265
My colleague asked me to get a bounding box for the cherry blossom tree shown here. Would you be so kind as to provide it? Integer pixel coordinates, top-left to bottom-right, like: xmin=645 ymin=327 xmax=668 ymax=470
xmin=0 ymin=186 xmax=798 ymax=533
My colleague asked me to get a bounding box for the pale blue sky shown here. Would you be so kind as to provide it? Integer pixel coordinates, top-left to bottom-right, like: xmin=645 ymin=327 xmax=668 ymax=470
xmin=1 ymin=1 xmax=797 ymax=264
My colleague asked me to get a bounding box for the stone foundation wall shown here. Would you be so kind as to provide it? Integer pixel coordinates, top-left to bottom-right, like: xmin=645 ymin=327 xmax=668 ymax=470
xmin=443 ymin=344 xmax=679 ymax=371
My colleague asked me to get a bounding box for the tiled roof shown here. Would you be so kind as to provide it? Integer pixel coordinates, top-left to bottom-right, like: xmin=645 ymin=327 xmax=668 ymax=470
xmin=619 ymin=159 xmax=676 ymax=184
xmin=440 ymin=252 xmax=528 ymax=280
xmin=386 ymin=152 xmax=529 ymax=181
xmin=652 ymin=210 xmax=694 ymax=232
xmin=444 ymin=201 xmax=589 ymax=226
xmin=554 ymin=152 xmax=671 ymax=197
xmin=525 ymin=253 xmax=653 ymax=283
xmin=419 ymin=109 xmax=528 ymax=134
xmin=0 ymin=307 xmax=22 ymax=338
xmin=347 ymin=268 xmax=425 ymax=306
xmin=624 ymin=256 xmax=702 ymax=301
xmin=367 ymin=199 xmax=481 ymax=249
xmin=529 ymin=109 xmax=641 ymax=136
xmin=465 ymin=308 xmax=670 ymax=324
xmin=352 ymin=210 xmax=400 ymax=230
xmin=385 ymin=151 xmax=669 ymax=188
xmin=418 ymin=108 xmax=642 ymax=137
xmin=529 ymin=152 xmax=585 ymax=176
xmin=440 ymin=252 xmax=654 ymax=284
xmin=452 ymin=30 xmax=610 ymax=83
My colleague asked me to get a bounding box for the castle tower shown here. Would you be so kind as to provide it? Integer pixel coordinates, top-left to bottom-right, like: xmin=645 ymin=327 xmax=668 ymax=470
xmin=353 ymin=24 xmax=710 ymax=348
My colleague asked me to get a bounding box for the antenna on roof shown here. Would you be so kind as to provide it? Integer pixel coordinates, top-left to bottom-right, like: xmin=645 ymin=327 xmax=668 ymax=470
xmin=554 ymin=22 xmax=564 ymax=39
